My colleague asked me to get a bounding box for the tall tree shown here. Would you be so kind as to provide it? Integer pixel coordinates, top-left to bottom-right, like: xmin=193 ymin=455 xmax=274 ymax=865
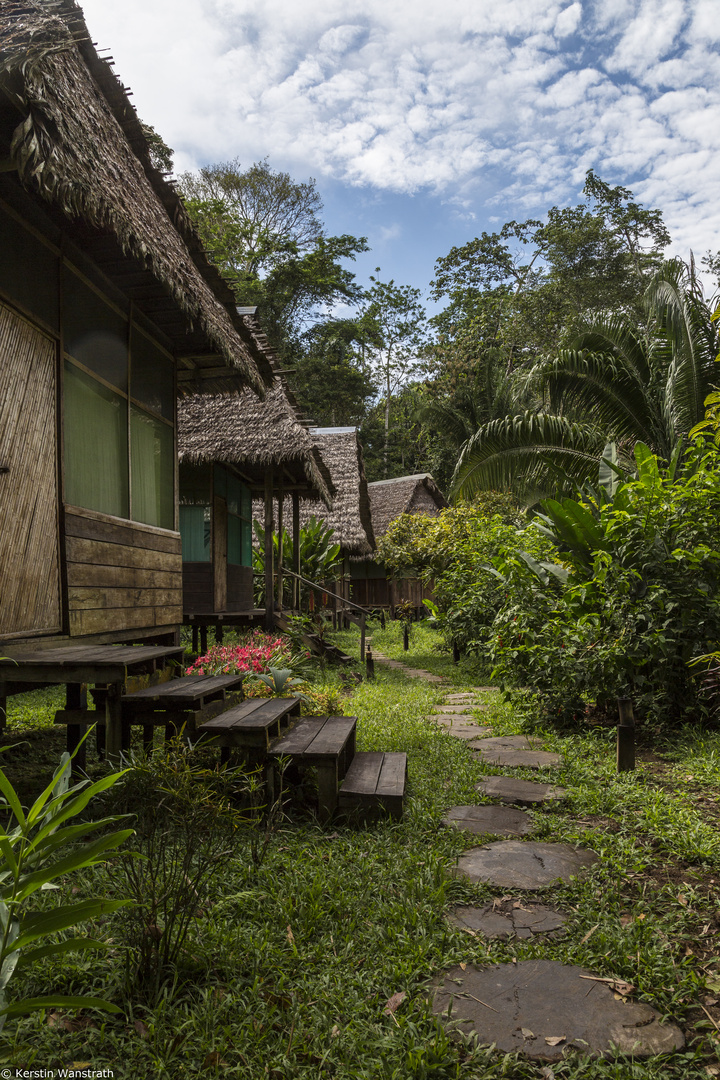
xmin=177 ymin=159 xmax=368 ymax=358
xmin=359 ymin=275 xmax=428 ymax=476
xmin=292 ymin=319 xmax=377 ymax=426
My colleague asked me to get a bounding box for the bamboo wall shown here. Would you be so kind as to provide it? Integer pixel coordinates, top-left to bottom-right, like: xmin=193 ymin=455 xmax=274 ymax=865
xmin=0 ymin=302 xmax=61 ymax=639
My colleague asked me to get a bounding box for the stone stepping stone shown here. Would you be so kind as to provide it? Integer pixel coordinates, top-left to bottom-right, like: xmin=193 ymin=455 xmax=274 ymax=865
xmin=469 ymin=736 xmax=561 ymax=769
xmin=454 ymin=841 xmax=598 ymax=889
xmin=444 ymin=694 xmax=479 ymax=703
xmin=447 ymin=899 xmax=567 ymax=940
xmin=431 ymin=960 xmax=684 ymax=1059
xmin=434 ymin=717 xmax=492 ymax=740
xmin=438 ymin=704 xmax=478 ymax=714
xmin=441 ymin=804 xmax=534 ymax=837
xmin=476 ymin=776 xmax=566 ymax=805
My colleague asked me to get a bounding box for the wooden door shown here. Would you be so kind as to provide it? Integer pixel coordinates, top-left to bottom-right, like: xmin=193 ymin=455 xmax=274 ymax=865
xmin=0 ymin=302 xmax=61 ymax=638
xmin=213 ymin=495 xmax=227 ymax=612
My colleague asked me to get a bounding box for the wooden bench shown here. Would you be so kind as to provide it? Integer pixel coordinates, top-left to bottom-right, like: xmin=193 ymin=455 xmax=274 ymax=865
xmin=120 ymin=674 xmax=246 ymax=748
xmin=338 ymin=752 xmax=408 ymax=819
xmin=268 ymin=715 xmax=357 ymax=821
xmin=197 ymin=697 xmax=302 ymax=760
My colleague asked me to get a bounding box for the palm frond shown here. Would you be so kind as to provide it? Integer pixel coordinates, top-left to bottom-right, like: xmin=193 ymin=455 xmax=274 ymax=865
xmin=450 ymin=411 xmax=608 ymax=502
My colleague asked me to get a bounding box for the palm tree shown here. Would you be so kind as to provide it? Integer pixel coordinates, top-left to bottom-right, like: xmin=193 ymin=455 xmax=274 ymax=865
xmin=451 ymin=259 xmax=718 ymax=501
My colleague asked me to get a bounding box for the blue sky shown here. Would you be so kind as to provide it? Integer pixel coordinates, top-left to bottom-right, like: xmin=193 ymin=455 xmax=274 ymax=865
xmin=79 ymin=0 xmax=720 ymax=313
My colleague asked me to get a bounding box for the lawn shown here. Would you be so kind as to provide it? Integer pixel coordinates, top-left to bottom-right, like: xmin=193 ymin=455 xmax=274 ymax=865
xmin=1 ymin=623 xmax=719 ymax=1078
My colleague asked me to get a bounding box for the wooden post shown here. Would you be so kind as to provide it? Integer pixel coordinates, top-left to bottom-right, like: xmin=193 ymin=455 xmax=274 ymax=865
xmin=105 ymin=682 xmax=123 ymax=764
xmin=292 ymin=492 xmax=300 ymax=611
xmin=264 ymin=468 xmax=274 ymax=631
xmin=380 ymin=610 xmax=386 ymax=630
xmin=216 ymin=622 xmax=224 ymax=644
xmin=366 ymin=647 xmax=375 ymax=680
xmin=192 ymin=625 xmax=198 ymax=653
xmin=617 ymin=696 xmax=635 ymax=772
xmin=360 ymin=614 xmax=366 ymax=663
xmin=452 ymin=640 xmax=460 ymax=664
xmin=403 ymin=624 xmax=409 ymax=651
xmin=200 ymin=625 xmax=208 ymax=654
xmin=66 ymin=683 xmax=87 ymax=775
xmin=277 ymin=481 xmax=284 ymax=613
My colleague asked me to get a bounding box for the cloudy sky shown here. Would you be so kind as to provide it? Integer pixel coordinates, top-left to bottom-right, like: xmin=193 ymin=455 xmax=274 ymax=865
xmin=80 ymin=0 xmax=720 ymax=308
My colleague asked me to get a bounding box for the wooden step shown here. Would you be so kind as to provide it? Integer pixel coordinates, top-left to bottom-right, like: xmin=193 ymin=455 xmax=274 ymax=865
xmin=268 ymin=715 xmax=357 ymax=821
xmin=198 ymin=696 xmax=301 ymax=750
xmin=338 ymin=751 xmax=408 ymax=819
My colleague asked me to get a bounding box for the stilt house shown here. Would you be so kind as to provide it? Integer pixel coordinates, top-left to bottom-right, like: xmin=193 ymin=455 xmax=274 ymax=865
xmin=350 ymin=473 xmax=447 ymax=609
xmin=0 ymin=0 xmax=271 ymax=650
xmin=177 ymin=327 xmax=333 ymax=635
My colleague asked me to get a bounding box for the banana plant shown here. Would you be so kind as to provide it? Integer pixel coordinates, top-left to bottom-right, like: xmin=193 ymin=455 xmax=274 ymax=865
xmin=0 ymin=735 xmax=133 ymax=1032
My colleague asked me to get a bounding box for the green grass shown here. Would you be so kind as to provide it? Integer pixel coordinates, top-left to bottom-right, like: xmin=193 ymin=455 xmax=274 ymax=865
xmin=1 ymin=627 xmax=719 ymax=1077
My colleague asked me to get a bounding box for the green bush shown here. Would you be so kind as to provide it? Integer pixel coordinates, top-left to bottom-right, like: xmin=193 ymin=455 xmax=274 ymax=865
xmin=489 ymin=442 xmax=720 ymax=728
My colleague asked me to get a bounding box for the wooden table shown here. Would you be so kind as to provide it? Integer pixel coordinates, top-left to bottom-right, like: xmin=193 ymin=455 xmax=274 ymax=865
xmin=0 ymin=644 xmax=184 ymax=762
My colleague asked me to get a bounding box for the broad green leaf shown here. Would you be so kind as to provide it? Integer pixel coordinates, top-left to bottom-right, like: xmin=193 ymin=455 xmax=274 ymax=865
xmin=11 ymin=899 xmax=129 ymax=952
xmin=0 ymin=994 xmax=123 ymax=1017
xmin=13 ymin=830 xmax=134 ymax=902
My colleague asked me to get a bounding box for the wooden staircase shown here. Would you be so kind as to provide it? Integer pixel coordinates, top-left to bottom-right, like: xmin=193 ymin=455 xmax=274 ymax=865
xmin=196 ymin=696 xmax=407 ymax=822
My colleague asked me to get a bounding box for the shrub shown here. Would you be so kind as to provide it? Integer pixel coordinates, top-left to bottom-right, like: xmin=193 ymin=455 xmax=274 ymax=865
xmin=489 ymin=442 xmax=720 ymax=729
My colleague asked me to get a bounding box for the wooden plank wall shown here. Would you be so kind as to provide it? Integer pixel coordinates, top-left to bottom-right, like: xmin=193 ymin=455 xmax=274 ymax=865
xmin=0 ymin=303 xmax=61 ymax=639
xmin=182 ymin=563 xmax=212 ymax=613
xmin=65 ymin=507 xmax=182 ymax=636
xmin=227 ymin=565 xmax=253 ymax=611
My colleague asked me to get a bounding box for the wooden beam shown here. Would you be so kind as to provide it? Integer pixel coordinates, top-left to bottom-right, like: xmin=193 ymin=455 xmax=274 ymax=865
xmin=292 ymin=492 xmax=300 ymax=611
xmin=264 ymin=468 xmax=274 ymax=631
xmin=277 ymin=480 xmax=284 ymax=614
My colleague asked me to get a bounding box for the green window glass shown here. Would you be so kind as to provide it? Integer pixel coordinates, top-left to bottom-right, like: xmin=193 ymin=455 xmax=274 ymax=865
xmin=64 ymin=361 xmax=129 ymax=517
xmin=179 ymin=505 xmax=211 ymax=561
xmin=63 ymin=267 xmax=128 ymax=390
xmin=130 ymin=406 xmax=174 ymax=530
xmin=131 ymin=326 xmax=174 ymax=420
xmin=226 ymin=471 xmax=252 ymax=566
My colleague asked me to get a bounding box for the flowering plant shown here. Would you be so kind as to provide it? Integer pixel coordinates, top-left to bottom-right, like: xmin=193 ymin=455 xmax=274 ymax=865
xmin=186 ymin=631 xmax=293 ymax=678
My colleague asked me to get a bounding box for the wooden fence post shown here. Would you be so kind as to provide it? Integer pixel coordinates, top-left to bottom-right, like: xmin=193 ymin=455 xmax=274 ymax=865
xmin=617 ymin=696 xmax=635 ymax=772
xmin=366 ymin=647 xmax=375 ymax=680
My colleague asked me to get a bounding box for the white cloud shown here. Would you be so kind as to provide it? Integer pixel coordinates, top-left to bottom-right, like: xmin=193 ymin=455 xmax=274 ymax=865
xmin=78 ymin=0 xmax=720 ymax=265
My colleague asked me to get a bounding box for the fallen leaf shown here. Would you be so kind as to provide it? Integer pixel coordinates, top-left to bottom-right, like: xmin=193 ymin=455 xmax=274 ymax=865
xmin=384 ymin=991 xmax=406 ymax=1015
xmin=540 ymin=1069 xmax=556 ymax=1080
xmin=134 ymin=1019 xmax=150 ymax=1039
xmin=580 ymin=923 xmax=600 ymax=945
xmin=619 ymin=914 xmax=632 ymax=927
xmin=544 ymin=1035 xmax=566 ymax=1046
xmin=637 ymin=913 xmax=646 ymax=921
xmin=578 ymin=975 xmax=635 ymax=997
xmin=331 ymin=1025 xmax=340 ymax=1038
xmin=705 ymin=997 xmax=718 ymax=1007
xmin=203 ymin=1051 xmax=229 ymax=1069
xmin=459 ymin=962 xmax=467 ymax=971
xmin=521 ymin=1027 xmax=536 ymax=1039
xmin=286 ymin=925 xmax=294 ymax=945
xmin=678 ymin=895 xmax=688 ymax=907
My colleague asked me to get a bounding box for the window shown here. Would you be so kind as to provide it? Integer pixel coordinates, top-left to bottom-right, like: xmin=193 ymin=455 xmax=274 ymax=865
xmin=62 ymin=265 xmax=175 ymax=529
xmin=63 ymin=362 xmax=129 ymax=517
xmin=179 ymin=464 xmax=212 ymax=561
xmin=226 ymin=471 xmax=252 ymax=566
xmin=0 ymin=203 xmax=59 ymax=330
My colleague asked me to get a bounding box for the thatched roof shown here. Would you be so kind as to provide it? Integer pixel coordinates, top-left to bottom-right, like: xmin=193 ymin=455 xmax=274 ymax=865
xmin=368 ymin=474 xmax=447 ymax=541
xmin=177 ymin=376 xmax=333 ymax=504
xmin=0 ymin=0 xmax=271 ymax=394
xmin=254 ymin=427 xmax=375 ymax=556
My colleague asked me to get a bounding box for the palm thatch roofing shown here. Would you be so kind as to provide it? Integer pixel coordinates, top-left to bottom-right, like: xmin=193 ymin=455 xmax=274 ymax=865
xmin=254 ymin=427 xmax=375 ymax=556
xmin=367 ymin=473 xmax=447 ymax=541
xmin=178 ymin=367 xmax=333 ymax=504
xmin=0 ymin=0 xmax=271 ymax=394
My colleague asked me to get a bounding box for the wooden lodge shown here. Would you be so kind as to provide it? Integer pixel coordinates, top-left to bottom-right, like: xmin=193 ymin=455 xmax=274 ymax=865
xmin=177 ymin=319 xmax=333 ymax=637
xmin=350 ymin=473 xmax=447 ymax=610
xmin=0 ymin=0 xmax=273 ymax=655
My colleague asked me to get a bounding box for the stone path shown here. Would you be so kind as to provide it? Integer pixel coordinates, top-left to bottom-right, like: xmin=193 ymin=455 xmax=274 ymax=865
xmin=441 ymin=804 xmax=534 ymax=837
xmin=447 ymin=899 xmax=567 ymax=940
xmin=431 ymin=961 xmax=684 ymax=1059
xmin=425 ymin=684 xmax=685 ymax=1062
xmin=371 ymin=649 xmax=447 ymax=683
